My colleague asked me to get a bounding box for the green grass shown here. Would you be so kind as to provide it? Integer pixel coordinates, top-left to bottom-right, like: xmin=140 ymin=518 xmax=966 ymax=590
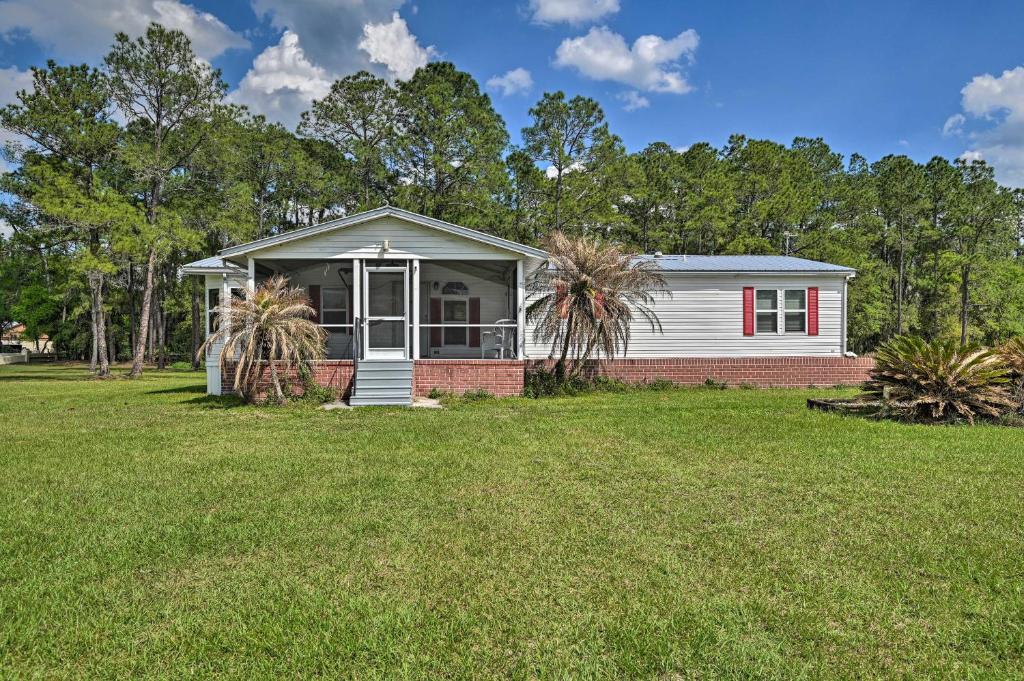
xmin=1 ymin=364 xmax=1022 ymax=678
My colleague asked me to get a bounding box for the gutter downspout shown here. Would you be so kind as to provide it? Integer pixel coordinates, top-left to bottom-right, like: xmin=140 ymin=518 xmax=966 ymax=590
xmin=842 ymin=274 xmax=853 ymax=356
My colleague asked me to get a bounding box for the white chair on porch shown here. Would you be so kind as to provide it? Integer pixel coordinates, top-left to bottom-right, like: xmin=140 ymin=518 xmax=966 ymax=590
xmin=481 ymin=319 xmax=516 ymax=359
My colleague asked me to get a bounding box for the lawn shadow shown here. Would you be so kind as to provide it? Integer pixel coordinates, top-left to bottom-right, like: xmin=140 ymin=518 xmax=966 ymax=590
xmin=147 ymin=384 xmax=206 ymax=395
xmin=184 ymin=393 xmax=247 ymax=409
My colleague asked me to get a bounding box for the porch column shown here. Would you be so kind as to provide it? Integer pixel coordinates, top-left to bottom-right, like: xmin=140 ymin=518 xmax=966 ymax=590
xmin=247 ymin=257 xmax=255 ymax=290
xmin=411 ymin=259 xmax=420 ymax=359
xmin=352 ymin=259 xmax=361 ymax=359
xmin=516 ymin=259 xmax=525 ymax=359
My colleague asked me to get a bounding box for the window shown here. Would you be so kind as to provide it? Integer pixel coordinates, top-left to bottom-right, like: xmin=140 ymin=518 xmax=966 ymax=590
xmin=755 ymin=289 xmax=777 ymax=333
xmin=443 ymin=299 xmax=467 ymax=345
xmin=321 ymin=287 xmax=347 ymax=325
xmin=207 ymin=289 xmax=220 ymax=334
xmin=784 ymin=289 xmax=806 ymax=333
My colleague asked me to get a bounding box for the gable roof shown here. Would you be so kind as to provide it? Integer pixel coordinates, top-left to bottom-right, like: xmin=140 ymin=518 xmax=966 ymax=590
xmin=218 ymin=206 xmax=548 ymax=259
xmin=632 ymin=254 xmax=855 ymax=274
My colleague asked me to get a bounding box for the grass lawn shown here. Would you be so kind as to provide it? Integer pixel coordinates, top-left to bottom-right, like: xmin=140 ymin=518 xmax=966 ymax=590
xmin=1 ymin=364 xmax=1022 ymax=678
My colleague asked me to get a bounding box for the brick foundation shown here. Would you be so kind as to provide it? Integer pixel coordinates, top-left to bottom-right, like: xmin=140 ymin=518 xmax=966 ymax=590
xmin=528 ymin=356 xmax=874 ymax=388
xmin=222 ymin=360 xmax=354 ymax=398
xmin=413 ymin=360 xmax=526 ymax=397
xmin=221 ymin=356 xmax=873 ymax=399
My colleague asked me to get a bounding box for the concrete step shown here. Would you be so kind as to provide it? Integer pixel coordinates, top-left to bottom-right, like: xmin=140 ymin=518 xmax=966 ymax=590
xmin=348 ymin=391 xmax=412 ymax=406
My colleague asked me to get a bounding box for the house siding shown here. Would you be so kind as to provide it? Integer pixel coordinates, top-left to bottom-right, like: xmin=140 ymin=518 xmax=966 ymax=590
xmin=523 ymin=272 xmax=849 ymax=359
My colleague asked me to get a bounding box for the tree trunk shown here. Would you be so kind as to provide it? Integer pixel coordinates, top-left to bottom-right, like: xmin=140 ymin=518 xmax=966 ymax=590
xmin=268 ymin=360 xmax=284 ymax=404
xmin=107 ymin=313 xmax=115 ymax=364
xmin=90 ymin=300 xmax=98 ymax=373
xmin=130 ymin=247 xmax=157 ymax=378
xmin=128 ymin=261 xmax=137 ymax=353
xmin=896 ymin=225 xmax=905 ymax=336
xmin=554 ymin=309 xmax=574 ymax=381
xmin=157 ymin=294 xmax=167 ymax=370
xmin=554 ymin=172 xmax=562 ymax=232
xmin=960 ymin=264 xmax=971 ymax=345
xmin=89 ymin=272 xmax=109 ymax=377
xmin=191 ymin=277 xmax=201 ymax=370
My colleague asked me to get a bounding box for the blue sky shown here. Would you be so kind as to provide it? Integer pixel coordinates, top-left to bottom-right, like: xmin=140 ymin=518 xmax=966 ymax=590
xmin=2 ymin=0 xmax=1024 ymax=185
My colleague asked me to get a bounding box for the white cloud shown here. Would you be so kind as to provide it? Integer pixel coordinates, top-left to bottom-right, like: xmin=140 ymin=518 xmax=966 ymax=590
xmin=949 ymin=66 xmax=1024 ymax=187
xmin=358 ymin=12 xmax=437 ymax=81
xmin=617 ymin=90 xmax=650 ymax=111
xmin=252 ymin=0 xmax=405 ymax=76
xmin=486 ymin=68 xmax=533 ymax=96
xmin=0 ymin=218 xmax=12 ymax=239
xmin=529 ymin=0 xmax=619 ymax=24
xmin=227 ymin=31 xmax=331 ymax=129
xmin=0 ymin=66 xmax=33 ymax=173
xmin=943 ymin=113 xmax=965 ymax=137
xmin=554 ymin=26 xmax=700 ymax=94
xmin=545 ymin=161 xmax=584 ymax=178
xmin=0 ymin=0 xmax=248 ymax=61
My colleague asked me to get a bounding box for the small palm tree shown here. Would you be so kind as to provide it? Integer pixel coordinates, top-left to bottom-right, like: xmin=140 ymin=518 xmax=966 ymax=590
xmin=862 ymin=336 xmax=1015 ymax=423
xmin=999 ymin=336 xmax=1024 ymax=409
xmin=527 ymin=232 xmax=665 ymax=380
xmin=199 ymin=275 xmax=326 ymax=403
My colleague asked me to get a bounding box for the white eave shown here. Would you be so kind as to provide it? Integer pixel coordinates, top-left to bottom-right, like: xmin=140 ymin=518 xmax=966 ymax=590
xmin=217 ymin=206 xmax=548 ymax=260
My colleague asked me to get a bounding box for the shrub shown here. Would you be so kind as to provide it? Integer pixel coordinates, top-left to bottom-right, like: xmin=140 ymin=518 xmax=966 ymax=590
xmin=524 ymin=368 xmax=590 ymax=397
xmin=861 ymin=336 xmax=1015 ymax=424
xmin=999 ymin=337 xmax=1024 ymax=409
xmin=704 ymin=376 xmax=728 ymax=390
xmin=294 ymin=362 xmax=337 ymax=404
xmin=646 ymin=378 xmax=677 ymax=391
xmin=523 ymin=368 xmax=678 ymax=397
xmin=460 ymin=389 xmax=494 ymax=401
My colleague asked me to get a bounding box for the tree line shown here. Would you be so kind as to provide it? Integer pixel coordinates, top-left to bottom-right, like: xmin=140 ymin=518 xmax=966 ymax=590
xmin=1 ymin=23 xmax=1022 ymax=375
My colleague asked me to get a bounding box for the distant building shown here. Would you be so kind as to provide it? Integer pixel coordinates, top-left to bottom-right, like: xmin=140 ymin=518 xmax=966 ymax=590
xmin=1 ymin=323 xmax=52 ymax=353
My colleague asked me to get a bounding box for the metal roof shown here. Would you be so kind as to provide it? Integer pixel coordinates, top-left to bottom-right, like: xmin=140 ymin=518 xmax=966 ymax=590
xmin=180 ymin=256 xmax=245 ymax=274
xmin=632 ymin=254 xmax=855 ymax=274
xmin=218 ymin=206 xmax=548 ymax=259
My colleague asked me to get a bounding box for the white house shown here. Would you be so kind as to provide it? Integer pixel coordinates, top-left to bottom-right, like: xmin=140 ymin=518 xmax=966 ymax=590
xmin=183 ymin=206 xmax=870 ymax=404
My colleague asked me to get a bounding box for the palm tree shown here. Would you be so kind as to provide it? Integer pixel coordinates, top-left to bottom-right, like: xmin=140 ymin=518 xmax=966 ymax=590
xmin=199 ymin=275 xmax=326 ymax=403
xmin=527 ymin=232 xmax=666 ymax=380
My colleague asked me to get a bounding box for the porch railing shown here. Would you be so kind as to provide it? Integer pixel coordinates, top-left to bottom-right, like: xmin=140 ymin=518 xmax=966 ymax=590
xmin=317 ymin=321 xmax=520 ymax=360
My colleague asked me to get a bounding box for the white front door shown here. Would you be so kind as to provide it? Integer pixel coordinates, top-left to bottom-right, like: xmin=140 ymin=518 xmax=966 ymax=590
xmin=363 ymin=264 xmax=408 ymax=359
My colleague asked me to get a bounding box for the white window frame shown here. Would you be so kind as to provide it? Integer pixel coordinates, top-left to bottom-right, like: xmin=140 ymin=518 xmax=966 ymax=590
xmin=442 ymin=296 xmax=469 ymax=347
xmin=320 ymin=286 xmax=349 ymax=327
xmin=754 ymin=289 xmax=779 ymax=335
xmin=783 ymin=288 xmax=808 ymax=335
xmin=206 ymin=288 xmax=219 ymax=336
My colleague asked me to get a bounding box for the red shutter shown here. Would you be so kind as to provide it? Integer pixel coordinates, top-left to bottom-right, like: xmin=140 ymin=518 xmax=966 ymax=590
xmin=430 ymin=298 xmax=442 ymax=347
xmin=743 ymin=287 xmax=754 ymax=336
xmin=308 ymin=285 xmax=320 ymax=323
xmin=468 ymin=297 xmax=481 ymax=347
xmin=807 ymin=287 xmax=819 ymax=336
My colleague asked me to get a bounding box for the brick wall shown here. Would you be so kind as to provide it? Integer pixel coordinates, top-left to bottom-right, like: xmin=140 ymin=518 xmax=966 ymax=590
xmin=222 ymin=356 xmax=873 ymax=399
xmin=221 ymin=360 xmax=354 ymax=398
xmin=528 ymin=356 xmax=874 ymax=388
xmin=413 ymin=360 xmax=526 ymax=397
